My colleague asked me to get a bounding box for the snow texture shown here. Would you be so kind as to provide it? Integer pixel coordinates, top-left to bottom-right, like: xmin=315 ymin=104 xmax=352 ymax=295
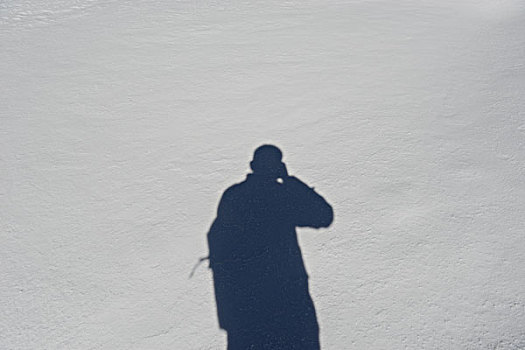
xmin=2 ymin=0 xmax=525 ymax=349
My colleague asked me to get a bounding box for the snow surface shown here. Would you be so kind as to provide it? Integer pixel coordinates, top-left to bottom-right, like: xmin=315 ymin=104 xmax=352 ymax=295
xmin=2 ymin=0 xmax=525 ymax=349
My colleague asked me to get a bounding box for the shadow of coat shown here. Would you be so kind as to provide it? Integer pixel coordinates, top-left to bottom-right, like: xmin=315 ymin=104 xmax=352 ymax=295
xmin=208 ymin=172 xmax=333 ymax=350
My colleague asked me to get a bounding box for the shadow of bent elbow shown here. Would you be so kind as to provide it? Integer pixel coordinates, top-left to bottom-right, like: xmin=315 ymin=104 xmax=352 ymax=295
xmin=319 ymin=205 xmax=334 ymax=228
xmin=307 ymin=204 xmax=334 ymax=229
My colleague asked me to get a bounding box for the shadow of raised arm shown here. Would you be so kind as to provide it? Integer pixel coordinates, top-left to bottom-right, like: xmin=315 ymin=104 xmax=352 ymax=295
xmin=284 ymin=176 xmax=334 ymax=228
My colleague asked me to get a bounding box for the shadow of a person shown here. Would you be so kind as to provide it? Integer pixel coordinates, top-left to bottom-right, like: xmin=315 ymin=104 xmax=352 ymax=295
xmin=207 ymin=145 xmax=333 ymax=349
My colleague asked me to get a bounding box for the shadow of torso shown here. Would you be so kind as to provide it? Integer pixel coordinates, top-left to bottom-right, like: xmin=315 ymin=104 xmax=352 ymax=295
xmin=208 ymin=174 xmax=333 ymax=349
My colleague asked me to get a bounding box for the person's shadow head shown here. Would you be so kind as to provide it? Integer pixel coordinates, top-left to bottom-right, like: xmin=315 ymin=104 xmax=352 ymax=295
xmin=249 ymin=144 xmax=286 ymax=181
xmin=207 ymin=145 xmax=333 ymax=350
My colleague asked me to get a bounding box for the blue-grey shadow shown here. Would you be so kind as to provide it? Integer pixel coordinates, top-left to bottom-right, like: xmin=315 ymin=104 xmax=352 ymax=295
xmin=207 ymin=145 xmax=333 ymax=350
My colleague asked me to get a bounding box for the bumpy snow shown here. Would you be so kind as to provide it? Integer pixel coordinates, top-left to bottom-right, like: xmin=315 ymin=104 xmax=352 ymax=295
xmin=2 ymin=0 xmax=525 ymax=349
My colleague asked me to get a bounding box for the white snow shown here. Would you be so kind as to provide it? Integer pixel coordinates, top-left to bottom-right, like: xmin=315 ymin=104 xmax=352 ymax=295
xmin=2 ymin=0 xmax=525 ymax=349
